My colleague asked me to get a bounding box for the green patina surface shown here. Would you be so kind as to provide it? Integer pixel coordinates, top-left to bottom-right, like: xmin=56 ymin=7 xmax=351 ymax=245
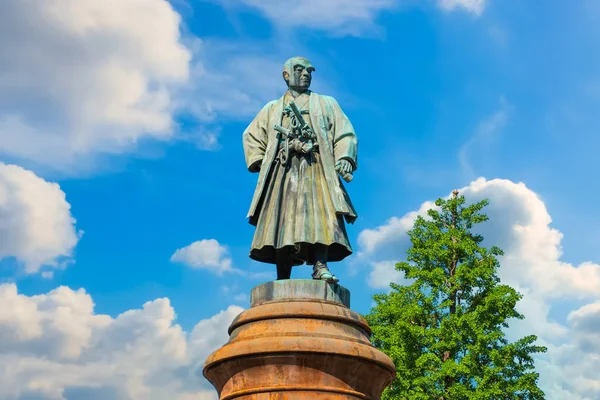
xmin=242 ymin=56 xmax=358 ymax=280
xmin=251 ymin=279 xmax=350 ymax=308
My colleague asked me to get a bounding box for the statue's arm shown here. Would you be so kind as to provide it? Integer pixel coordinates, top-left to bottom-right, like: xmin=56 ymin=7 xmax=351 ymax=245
xmin=327 ymin=97 xmax=358 ymax=172
xmin=242 ymin=103 xmax=272 ymax=173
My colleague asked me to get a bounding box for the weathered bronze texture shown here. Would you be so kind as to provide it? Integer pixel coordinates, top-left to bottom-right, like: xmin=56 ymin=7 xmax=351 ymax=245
xmin=242 ymin=56 xmax=358 ymax=282
xmin=203 ymin=280 xmax=395 ymax=399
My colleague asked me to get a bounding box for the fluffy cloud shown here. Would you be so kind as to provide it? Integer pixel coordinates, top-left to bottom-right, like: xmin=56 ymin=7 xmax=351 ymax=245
xmin=170 ymin=239 xmax=234 ymax=275
xmin=0 ymin=163 xmax=80 ymax=275
xmin=212 ymin=0 xmax=397 ymax=36
xmin=0 ymin=0 xmax=290 ymax=170
xmin=170 ymin=239 xmax=276 ymax=280
xmin=366 ymin=261 xmax=408 ymax=290
xmin=0 ymin=283 xmax=242 ymax=400
xmin=358 ymin=200 xmax=436 ymax=259
xmin=0 ymin=0 xmax=490 ymax=173
xmin=213 ymin=0 xmax=487 ymax=37
xmin=220 ymin=285 xmax=251 ymax=306
xmin=356 ymin=199 xmax=436 ymax=288
xmin=438 ymin=0 xmax=487 ymax=15
xmin=0 ymin=0 xmax=191 ymax=169
xmin=359 ymin=177 xmax=600 ymax=399
xmin=458 ymin=98 xmax=510 ymax=178
xmin=180 ymin=39 xmax=284 ymax=123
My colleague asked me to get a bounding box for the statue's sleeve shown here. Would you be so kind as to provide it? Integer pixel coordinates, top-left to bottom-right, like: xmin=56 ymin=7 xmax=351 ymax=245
xmin=242 ymin=103 xmax=271 ymax=172
xmin=328 ymin=97 xmax=358 ymax=171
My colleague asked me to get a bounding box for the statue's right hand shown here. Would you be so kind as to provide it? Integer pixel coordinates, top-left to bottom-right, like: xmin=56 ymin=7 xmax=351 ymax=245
xmin=300 ymin=142 xmax=314 ymax=154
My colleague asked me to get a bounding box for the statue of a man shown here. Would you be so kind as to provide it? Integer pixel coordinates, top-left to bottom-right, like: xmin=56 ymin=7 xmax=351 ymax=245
xmin=243 ymin=56 xmax=358 ymax=283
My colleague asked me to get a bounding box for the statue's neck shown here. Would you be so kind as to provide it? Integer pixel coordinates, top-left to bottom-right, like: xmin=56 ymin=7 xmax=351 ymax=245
xmin=288 ymin=89 xmax=309 ymax=98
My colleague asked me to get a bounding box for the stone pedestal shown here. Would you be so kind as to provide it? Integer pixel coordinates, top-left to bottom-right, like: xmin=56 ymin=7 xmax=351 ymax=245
xmin=203 ymin=280 xmax=396 ymax=399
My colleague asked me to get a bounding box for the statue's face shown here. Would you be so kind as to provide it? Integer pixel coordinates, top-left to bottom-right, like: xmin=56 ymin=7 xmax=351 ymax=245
xmin=284 ymin=59 xmax=314 ymax=92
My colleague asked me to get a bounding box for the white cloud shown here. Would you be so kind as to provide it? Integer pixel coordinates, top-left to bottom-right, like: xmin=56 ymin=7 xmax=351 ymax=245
xmin=179 ymin=39 xmax=286 ymax=122
xmin=359 ymin=177 xmax=600 ymax=398
xmin=0 ymin=0 xmax=491 ymax=173
xmin=568 ymin=301 xmax=600 ymax=338
xmin=233 ymin=293 xmax=250 ymax=303
xmin=0 ymin=1 xmax=294 ymax=172
xmin=438 ymin=0 xmax=487 ymax=16
xmin=453 ymin=179 xmax=600 ymax=300
xmin=170 ymin=239 xmax=276 ymax=280
xmin=0 ymin=283 xmax=242 ymax=400
xmin=220 ymin=285 xmax=250 ymax=305
xmin=357 ymin=200 xmax=436 ymax=290
xmin=458 ymin=97 xmax=510 ymax=178
xmin=0 ymin=0 xmax=191 ymax=169
xmin=212 ymin=0 xmax=397 ymax=36
xmin=188 ymin=306 xmax=244 ymax=366
xmin=367 ymin=261 xmax=411 ymax=290
xmin=358 ymin=200 xmax=436 ymax=260
xmin=173 ymin=38 xmax=296 ymax=156
xmin=0 ymin=163 xmax=80 ymax=274
xmin=212 ymin=0 xmax=488 ymax=36
xmin=186 ymin=129 xmax=221 ymax=152
xmin=170 ymin=239 xmax=234 ymax=275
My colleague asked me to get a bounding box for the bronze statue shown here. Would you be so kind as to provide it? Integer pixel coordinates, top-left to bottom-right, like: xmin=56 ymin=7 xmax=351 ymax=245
xmin=243 ymin=56 xmax=358 ymax=283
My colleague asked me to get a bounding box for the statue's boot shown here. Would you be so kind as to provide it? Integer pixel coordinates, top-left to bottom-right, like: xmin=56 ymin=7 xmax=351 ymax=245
xmin=312 ymin=261 xmax=339 ymax=283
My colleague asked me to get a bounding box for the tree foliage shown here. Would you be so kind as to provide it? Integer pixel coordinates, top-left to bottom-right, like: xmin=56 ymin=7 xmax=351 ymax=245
xmin=366 ymin=192 xmax=547 ymax=399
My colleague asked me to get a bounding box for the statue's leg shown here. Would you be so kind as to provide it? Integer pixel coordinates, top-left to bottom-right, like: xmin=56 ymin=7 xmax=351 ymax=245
xmin=276 ymin=250 xmax=293 ymax=280
xmin=311 ymin=244 xmax=339 ymax=283
xmin=276 ymin=263 xmax=292 ymax=280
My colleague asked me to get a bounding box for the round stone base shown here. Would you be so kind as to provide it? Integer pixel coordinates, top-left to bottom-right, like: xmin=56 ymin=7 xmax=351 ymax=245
xmin=203 ymin=280 xmax=395 ymax=400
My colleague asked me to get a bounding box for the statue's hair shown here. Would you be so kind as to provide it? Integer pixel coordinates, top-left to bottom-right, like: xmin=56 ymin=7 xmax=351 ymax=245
xmin=283 ymin=56 xmax=314 ymax=73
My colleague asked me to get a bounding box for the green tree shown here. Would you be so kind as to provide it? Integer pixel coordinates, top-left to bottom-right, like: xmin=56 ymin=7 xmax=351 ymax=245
xmin=366 ymin=191 xmax=546 ymax=400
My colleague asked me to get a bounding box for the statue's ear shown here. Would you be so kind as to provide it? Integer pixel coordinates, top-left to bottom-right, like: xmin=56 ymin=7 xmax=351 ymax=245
xmin=282 ymin=70 xmax=289 ymax=84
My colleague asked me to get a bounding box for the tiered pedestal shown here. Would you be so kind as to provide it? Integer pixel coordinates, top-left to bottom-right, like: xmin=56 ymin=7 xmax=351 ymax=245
xmin=203 ymin=280 xmax=396 ymax=399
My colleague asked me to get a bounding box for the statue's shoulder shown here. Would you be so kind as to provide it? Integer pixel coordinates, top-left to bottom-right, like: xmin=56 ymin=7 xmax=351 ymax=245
xmin=265 ymin=99 xmax=279 ymax=108
xmin=311 ymin=93 xmax=341 ymax=113
xmin=259 ymin=99 xmax=279 ymax=112
xmin=257 ymin=98 xmax=283 ymax=116
xmin=312 ymin=92 xmax=339 ymax=106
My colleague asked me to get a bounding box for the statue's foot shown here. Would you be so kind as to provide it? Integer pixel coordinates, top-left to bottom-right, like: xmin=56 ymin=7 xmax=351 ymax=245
xmin=312 ymin=262 xmax=339 ymax=283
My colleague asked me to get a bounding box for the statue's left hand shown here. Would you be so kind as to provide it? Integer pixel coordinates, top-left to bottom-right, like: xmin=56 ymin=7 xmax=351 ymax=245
xmin=335 ymin=159 xmax=353 ymax=175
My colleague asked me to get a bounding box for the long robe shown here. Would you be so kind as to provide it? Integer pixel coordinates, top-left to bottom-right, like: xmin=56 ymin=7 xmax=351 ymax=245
xmin=242 ymin=90 xmax=358 ymax=266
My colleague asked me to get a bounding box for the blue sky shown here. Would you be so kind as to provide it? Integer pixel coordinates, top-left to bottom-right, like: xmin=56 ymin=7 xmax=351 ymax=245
xmin=1 ymin=0 xmax=600 ymax=399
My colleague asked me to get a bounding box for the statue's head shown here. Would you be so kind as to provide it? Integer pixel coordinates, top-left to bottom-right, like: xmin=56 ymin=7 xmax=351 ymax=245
xmin=283 ymin=56 xmax=314 ymax=93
